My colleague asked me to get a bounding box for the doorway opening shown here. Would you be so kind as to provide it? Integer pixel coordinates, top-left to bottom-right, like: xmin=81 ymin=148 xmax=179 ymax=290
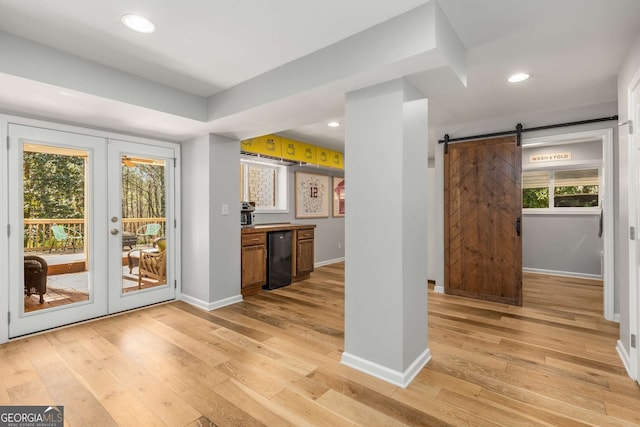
xmin=8 ymin=122 xmax=178 ymax=338
xmin=522 ymin=128 xmax=615 ymax=321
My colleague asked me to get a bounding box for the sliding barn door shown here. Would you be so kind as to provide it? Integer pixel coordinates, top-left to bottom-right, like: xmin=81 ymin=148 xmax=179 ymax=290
xmin=444 ymin=136 xmax=522 ymax=305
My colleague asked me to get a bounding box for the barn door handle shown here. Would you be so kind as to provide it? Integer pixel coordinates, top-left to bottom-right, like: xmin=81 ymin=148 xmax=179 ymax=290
xmin=516 ymin=217 xmax=521 ymax=237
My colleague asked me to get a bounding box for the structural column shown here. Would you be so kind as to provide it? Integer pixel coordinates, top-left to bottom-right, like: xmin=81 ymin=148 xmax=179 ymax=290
xmin=181 ymin=134 xmax=241 ymax=309
xmin=342 ymin=78 xmax=430 ymax=387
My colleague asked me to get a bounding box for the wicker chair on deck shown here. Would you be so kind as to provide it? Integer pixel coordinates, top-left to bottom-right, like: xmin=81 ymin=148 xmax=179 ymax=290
xmin=138 ymin=249 xmax=167 ymax=288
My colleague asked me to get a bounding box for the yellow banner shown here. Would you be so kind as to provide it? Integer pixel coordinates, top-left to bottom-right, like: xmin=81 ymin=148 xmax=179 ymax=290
xmin=242 ymin=135 xmax=343 ymax=169
xmin=241 ymin=135 xmax=282 ymax=157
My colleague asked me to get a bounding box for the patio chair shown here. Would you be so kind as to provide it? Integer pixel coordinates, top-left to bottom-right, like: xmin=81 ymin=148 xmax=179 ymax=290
xmin=49 ymin=225 xmax=83 ymax=253
xmin=137 ymin=246 xmax=167 ymax=288
xmin=24 ymin=255 xmax=47 ymax=304
xmin=136 ymin=223 xmax=161 ymax=245
xmin=127 ymin=237 xmax=166 ymax=273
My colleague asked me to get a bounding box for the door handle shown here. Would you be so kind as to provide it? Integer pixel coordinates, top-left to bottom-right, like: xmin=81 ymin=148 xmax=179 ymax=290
xmin=598 ymin=208 xmax=603 ymax=238
xmin=111 ymin=228 xmax=119 ymax=235
xmin=516 ymin=217 xmax=521 ymax=237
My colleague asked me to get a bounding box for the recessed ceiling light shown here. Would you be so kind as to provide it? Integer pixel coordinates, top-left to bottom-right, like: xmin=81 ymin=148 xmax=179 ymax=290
xmin=121 ymin=14 xmax=156 ymax=33
xmin=508 ymin=73 xmax=530 ymax=83
xmin=328 ymin=122 xmax=341 ymax=127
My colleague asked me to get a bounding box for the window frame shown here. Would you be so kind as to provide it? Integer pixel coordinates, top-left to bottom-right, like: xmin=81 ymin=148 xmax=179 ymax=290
xmin=522 ymin=162 xmax=602 ymax=215
xmin=240 ymin=159 xmax=288 ymax=213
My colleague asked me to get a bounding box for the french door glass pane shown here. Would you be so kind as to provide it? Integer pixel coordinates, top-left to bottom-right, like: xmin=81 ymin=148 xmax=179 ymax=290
xmin=120 ymin=155 xmax=168 ymax=293
xmin=23 ymin=143 xmax=90 ymax=312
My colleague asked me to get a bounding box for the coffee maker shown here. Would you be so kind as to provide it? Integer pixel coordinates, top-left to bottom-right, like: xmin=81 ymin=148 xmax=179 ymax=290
xmin=241 ymin=201 xmax=255 ymax=227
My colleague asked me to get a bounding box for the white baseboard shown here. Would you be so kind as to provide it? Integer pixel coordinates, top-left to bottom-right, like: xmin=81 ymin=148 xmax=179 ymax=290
xmin=341 ymin=348 xmax=431 ymax=388
xmin=180 ymin=293 xmax=243 ymax=311
xmin=614 ymin=313 xmax=621 ymax=323
xmin=433 ymin=285 xmax=444 ymax=294
xmin=616 ymin=340 xmax=635 ymax=380
xmin=315 ymin=257 xmax=345 ymax=268
xmin=523 ymin=267 xmax=602 ymax=281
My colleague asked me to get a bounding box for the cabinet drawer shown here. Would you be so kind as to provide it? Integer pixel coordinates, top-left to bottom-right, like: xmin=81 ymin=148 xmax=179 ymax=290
xmin=297 ymin=229 xmax=314 ymax=240
xmin=242 ymin=233 xmax=266 ymax=246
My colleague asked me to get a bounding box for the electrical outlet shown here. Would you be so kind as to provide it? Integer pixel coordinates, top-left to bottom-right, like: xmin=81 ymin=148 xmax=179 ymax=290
xmin=221 ymin=204 xmax=229 ymax=215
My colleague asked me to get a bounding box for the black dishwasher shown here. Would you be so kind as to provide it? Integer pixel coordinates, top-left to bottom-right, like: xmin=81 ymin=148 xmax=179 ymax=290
xmin=265 ymin=230 xmax=292 ymax=290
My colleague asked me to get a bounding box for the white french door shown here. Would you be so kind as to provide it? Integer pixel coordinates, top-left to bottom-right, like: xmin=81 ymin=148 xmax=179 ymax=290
xmin=107 ymin=139 xmax=176 ymax=313
xmin=8 ymin=125 xmax=177 ymax=338
xmin=8 ymin=124 xmax=108 ymax=337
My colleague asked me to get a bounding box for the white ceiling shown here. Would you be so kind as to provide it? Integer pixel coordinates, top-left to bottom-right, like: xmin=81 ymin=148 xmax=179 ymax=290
xmin=0 ymin=0 xmax=639 ymax=152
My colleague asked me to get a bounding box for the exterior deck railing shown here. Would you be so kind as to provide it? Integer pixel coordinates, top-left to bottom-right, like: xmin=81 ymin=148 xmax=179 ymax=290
xmin=23 ymin=218 xmax=166 ymax=252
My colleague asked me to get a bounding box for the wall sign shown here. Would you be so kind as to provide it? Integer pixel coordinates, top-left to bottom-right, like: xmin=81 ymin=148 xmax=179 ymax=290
xmin=529 ymin=152 xmax=572 ymax=163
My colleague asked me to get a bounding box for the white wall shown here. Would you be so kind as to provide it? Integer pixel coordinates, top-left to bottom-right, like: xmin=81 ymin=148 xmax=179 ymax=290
xmin=181 ymin=136 xmax=211 ymax=302
xmin=208 ymin=135 xmax=242 ymax=303
xmin=427 ymin=165 xmax=437 ymax=281
xmin=617 ymin=32 xmax=640 ymax=356
xmin=523 ymin=214 xmax=603 ymax=277
xmin=181 ymin=134 xmax=242 ymax=309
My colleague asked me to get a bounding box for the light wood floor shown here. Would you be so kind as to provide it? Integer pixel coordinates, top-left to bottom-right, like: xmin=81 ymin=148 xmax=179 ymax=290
xmin=2 ymin=263 xmax=639 ymax=426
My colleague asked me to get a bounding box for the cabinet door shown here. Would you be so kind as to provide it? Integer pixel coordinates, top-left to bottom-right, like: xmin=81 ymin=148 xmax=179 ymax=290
xmin=296 ymin=239 xmax=315 ymax=275
xmin=242 ymin=245 xmax=266 ymax=287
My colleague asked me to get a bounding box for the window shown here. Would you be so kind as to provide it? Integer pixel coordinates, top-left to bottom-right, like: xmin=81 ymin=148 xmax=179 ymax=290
xmin=522 ymin=171 xmax=550 ymax=209
xmin=523 ymin=168 xmax=599 ymax=210
xmin=553 ymin=169 xmax=599 ymax=207
xmin=240 ymin=160 xmax=288 ymax=212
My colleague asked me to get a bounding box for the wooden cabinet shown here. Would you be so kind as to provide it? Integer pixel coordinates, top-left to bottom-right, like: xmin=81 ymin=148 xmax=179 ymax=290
xmin=295 ymin=228 xmax=314 ymax=277
xmin=241 ymin=224 xmax=315 ymax=296
xmin=241 ymin=232 xmax=266 ymax=296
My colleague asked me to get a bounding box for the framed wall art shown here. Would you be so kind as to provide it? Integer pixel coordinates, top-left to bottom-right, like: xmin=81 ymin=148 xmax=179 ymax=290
xmin=332 ymin=176 xmax=345 ymax=217
xmin=295 ymin=171 xmax=330 ymax=218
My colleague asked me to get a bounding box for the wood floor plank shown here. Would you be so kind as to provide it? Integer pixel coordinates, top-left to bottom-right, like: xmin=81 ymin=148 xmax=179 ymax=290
xmin=34 ymin=358 xmax=119 ymax=426
xmin=477 ymin=389 xmax=594 ymax=427
xmin=212 ymin=379 xmax=297 ymax=427
xmin=2 ymin=265 xmax=639 ymax=426
xmin=5 ymin=379 xmax=57 ymax=409
xmin=99 ymin=351 xmax=202 ymax=427
xmin=604 ymin=401 xmax=640 ymax=425
xmin=178 ymin=382 xmax=266 ymax=427
xmin=434 ymin=388 xmax=545 ymax=427
xmin=316 ymin=389 xmax=408 ymax=427
xmin=270 ymin=388 xmax=360 ymax=427
xmin=213 ymin=327 xmax=317 ymax=376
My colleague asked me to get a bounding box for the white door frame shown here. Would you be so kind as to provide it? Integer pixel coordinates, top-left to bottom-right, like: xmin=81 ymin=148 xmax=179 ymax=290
xmin=628 ymin=69 xmax=640 ymax=383
xmin=1 ymin=118 xmax=9 ymax=343
xmin=522 ymin=128 xmax=615 ymax=321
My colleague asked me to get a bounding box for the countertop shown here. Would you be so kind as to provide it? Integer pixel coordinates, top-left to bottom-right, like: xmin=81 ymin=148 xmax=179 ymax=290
xmin=241 ymin=223 xmax=316 ymax=234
